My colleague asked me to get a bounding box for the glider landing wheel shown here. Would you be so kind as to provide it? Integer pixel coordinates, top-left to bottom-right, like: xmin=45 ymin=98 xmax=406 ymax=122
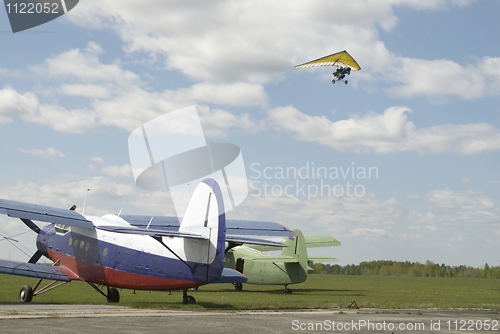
xmin=234 ymin=283 xmax=243 ymax=291
xmin=345 ymin=80 xmax=348 ymax=85
xmin=284 ymin=287 xmax=293 ymax=294
xmin=19 ymin=285 xmax=33 ymax=303
xmin=107 ymin=287 xmax=120 ymax=303
xmin=332 ymin=80 xmax=336 ymax=84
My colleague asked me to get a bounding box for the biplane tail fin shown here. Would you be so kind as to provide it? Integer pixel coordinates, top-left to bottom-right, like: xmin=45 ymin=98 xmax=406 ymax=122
xmin=179 ymin=178 xmax=226 ymax=282
xmin=280 ymin=229 xmax=309 ymax=273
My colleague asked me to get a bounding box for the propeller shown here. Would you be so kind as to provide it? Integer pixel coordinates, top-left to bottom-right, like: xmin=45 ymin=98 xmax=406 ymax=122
xmin=20 ymin=218 xmax=40 ymax=234
xmin=28 ymin=251 xmax=43 ymax=264
xmin=18 ymin=218 xmax=43 ymax=264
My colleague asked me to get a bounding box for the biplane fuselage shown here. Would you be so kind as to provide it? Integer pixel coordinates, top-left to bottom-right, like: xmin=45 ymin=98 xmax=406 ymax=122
xmin=37 ymin=214 xmax=224 ymax=290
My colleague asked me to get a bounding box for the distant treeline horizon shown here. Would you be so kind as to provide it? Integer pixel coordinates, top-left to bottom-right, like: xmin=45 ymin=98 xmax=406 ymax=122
xmin=311 ymin=260 xmax=500 ymax=278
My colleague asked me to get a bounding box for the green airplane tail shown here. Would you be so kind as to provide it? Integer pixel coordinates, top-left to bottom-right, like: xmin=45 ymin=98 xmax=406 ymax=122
xmin=280 ymin=229 xmax=309 ymax=276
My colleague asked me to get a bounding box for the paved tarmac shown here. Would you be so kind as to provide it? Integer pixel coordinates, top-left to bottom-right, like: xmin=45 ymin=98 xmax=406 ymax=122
xmin=0 ymin=304 xmax=498 ymax=333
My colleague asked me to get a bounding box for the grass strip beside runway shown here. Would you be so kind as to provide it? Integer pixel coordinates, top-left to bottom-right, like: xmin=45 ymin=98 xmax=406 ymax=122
xmin=0 ymin=274 xmax=498 ymax=310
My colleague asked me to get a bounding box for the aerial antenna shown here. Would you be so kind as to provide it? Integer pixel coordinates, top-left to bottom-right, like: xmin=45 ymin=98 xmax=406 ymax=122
xmin=82 ymin=188 xmax=90 ymax=215
xmin=146 ymin=217 xmax=154 ymax=229
xmin=115 ymin=209 xmax=123 ymax=223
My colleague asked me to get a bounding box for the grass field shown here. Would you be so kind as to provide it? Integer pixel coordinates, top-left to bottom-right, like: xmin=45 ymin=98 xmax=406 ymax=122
xmin=0 ymin=274 xmax=498 ymax=311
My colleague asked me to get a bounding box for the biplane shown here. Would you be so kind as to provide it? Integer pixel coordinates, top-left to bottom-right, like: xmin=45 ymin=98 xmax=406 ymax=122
xmin=0 ymin=178 xmax=288 ymax=304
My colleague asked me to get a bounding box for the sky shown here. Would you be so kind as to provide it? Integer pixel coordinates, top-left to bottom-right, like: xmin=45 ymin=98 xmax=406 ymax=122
xmin=0 ymin=0 xmax=498 ymax=268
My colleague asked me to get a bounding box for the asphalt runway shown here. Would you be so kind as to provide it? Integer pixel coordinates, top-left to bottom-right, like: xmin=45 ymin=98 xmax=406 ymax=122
xmin=0 ymin=304 xmax=498 ymax=333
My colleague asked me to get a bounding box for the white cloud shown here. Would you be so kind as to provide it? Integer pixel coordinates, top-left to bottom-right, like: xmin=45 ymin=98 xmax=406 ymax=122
xmin=0 ymin=87 xmax=99 ymax=134
xmin=60 ymin=84 xmax=112 ymax=99
xmin=0 ymin=86 xmax=40 ymax=123
xmin=92 ymin=90 xmax=260 ymax=136
xmin=425 ymin=188 xmax=495 ymax=211
xmin=59 ymin=0 xmax=490 ymax=103
xmin=0 ymin=177 xmax=175 ymax=217
xmin=460 ymin=177 xmax=472 ymax=184
xmin=385 ymin=56 xmax=500 ymax=100
xmin=19 ymin=147 xmax=65 ymax=159
xmin=31 ymin=42 xmax=141 ymax=87
xmin=268 ymin=105 xmax=500 ymax=154
xmin=347 ymin=227 xmax=388 ymax=237
xmin=101 ymin=164 xmax=132 ymax=178
xmin=89 ymin=156 xmax=106 ymax=164
xmin=176 ymin=82 xmax=268 ymax=107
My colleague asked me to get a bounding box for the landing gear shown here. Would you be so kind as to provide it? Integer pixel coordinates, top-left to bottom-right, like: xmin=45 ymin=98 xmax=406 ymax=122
xmin=284 ymin=285 xmax=292 ymax=294
xmin=19 ymin=285 xmax=33 ymax=303
xmin=18 ymin=279 xmax=68 ymax=303
xmin=182 ymin=289 xmax=196 ymax=304
xmin=332 ymin=79 xmax=349 ymax=85
xmin=233 ymin=283 xmax=243 ymax=291
xmin=107 ymin=287 xmax=120 ymax=303
xmin=87 ymin=282 xmax=120 ymax=303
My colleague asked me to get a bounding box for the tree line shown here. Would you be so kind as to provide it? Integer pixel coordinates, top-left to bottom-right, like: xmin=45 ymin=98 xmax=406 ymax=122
xmin=311 ymin=260 xmax=500 ymax=278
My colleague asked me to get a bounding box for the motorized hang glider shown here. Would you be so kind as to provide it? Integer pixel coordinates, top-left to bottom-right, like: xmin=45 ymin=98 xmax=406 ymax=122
xmin=294 ymin=50 xmax=361 ymax=85
xmin=0 ymin=178 xmax=292 ymax=304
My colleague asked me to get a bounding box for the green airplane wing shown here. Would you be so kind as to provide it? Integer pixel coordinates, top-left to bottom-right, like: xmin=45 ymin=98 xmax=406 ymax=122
xmin=305 ymin=236 xmax=341 ymax=247
xmin=307 ymin=256 xmax=339 ymax=263
xmin=248 ymin=235 xmax=341 ymax=251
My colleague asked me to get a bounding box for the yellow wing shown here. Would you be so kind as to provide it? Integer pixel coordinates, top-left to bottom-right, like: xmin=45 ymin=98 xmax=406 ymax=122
xmin=294 ymin=50 xmax=361 ymax=71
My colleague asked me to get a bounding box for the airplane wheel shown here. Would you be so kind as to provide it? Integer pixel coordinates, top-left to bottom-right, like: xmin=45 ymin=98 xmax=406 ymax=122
xmin=183 ymin=295 xmax=196 ymax=304
xmin=234 ymin=283 xmax=243 ymax=291
xmin=332 ymin=80 xmax=336 ymax=84
xmin=285 ymin=288 xmax=293 ymax=294
xmin=19 ymin=285 xmax=33 ymax=303
xmin=107 ymin=287 xmax=120 ymax=303
xmin=345 ymin=80 xmax=348 ymax=85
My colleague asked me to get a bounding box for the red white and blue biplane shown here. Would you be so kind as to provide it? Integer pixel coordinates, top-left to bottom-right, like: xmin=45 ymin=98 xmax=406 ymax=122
xmin=0 ymin=178 xmax=291 ymax=304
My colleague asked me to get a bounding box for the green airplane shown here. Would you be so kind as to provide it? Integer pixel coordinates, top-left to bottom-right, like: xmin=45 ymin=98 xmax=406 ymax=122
xmin=224 ymin=229 xmax=340 ymax=293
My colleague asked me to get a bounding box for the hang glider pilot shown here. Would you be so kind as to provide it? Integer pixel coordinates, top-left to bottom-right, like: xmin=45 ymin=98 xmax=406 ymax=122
xmin=333 ymin=66 xmax=351 ymax=81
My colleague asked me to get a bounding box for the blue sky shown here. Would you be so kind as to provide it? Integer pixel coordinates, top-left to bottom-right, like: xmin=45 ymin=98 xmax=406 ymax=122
xmin=0 ymin=0 xmax=498 ymax=267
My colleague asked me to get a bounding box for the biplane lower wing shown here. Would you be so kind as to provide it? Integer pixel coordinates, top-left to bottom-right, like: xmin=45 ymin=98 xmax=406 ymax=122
xmin=0 ymin=259 xmax=70 ymax=281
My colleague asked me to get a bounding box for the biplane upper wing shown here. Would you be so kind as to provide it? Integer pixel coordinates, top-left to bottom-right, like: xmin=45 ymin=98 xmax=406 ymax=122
xmin=123 ymin=215 xmax=294 ymax=247
xmin=123 ymin=215 xmax=296 ymax=237
xmin=0 ymin=198 xmax=93 ymax=229
xmin=0 ymin=198 xmax=218 ymax=240
xmin=0 ymin=259 xmax=70 ymax=281
xmin=96 ymin=225 xmax=210 ymax=240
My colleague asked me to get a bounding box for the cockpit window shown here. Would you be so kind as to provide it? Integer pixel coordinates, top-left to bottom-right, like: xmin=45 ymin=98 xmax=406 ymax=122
xmin=55 ymin=223 xmax=70 ymax=234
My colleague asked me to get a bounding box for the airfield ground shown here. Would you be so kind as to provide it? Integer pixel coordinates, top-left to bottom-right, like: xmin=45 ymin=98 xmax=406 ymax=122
xmin=0 ymin=274 xmax=497 ymax=310
xmin=0 ymin=275 xmax=498 ymax=333
xmin=0 ymin=305 xmax=498 ymax=334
